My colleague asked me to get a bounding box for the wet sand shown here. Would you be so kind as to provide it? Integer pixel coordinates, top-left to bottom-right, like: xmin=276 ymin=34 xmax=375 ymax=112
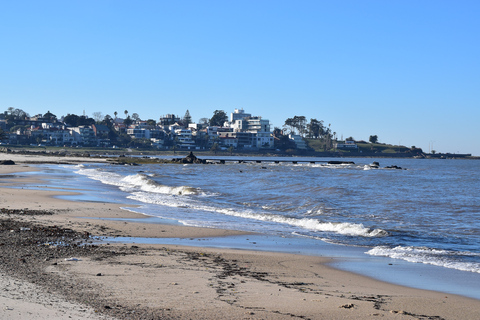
xmin=1 ymin=154 xmax=479 ymax=319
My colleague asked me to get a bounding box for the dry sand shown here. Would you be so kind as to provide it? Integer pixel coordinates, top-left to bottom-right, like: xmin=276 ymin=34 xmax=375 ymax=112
xmin=0 ymin=153 xmax=479 ymax=319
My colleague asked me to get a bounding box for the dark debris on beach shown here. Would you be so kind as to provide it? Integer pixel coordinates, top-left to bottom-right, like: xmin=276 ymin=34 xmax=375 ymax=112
xmin=0 ymin=210 xmax=176 ymax=320
xmin=0 ymin=209 xmax=337 ymax=319
xmin=1 ymin=210 xmax=315 ymax=319
xmin=0 ymin=209 xmax=403 ymax=319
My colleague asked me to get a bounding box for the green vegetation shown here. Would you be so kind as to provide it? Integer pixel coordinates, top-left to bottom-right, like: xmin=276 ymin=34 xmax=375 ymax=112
xmin=106 ymin=157 xmax=177 ymax=165
xmin=355 ymin=142 xmax=410 ymax=153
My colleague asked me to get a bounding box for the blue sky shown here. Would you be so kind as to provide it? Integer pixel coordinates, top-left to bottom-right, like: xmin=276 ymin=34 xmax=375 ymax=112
xmin=1 ymin=1 xmax=479 ymax=155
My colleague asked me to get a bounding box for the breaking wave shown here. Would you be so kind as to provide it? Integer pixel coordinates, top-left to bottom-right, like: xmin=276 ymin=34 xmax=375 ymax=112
xmin=127 ymin=190 xmax=387 ymax=238
xmin=366 ymin=246 xmax=480 ymax=273
xmin=76 ymin=168 xmax=199 ymax=196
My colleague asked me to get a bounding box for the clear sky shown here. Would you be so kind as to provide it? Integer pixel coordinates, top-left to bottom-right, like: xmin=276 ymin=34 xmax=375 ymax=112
xmin=1 ymin=1 xmax=479 ymax=155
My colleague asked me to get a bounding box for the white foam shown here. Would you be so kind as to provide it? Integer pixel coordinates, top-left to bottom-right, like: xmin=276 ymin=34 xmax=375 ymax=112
xmin=122 ymin=174 xmax=199 ymax=195
xmin=76 ymin=168 xmax=199 ymax=196
xmin=76 ymin=167 xmax=387 ymax=238
xmin=366 ymin=246 xmax=480 ymax=273
xmin=128 ymin=189 xmax=387 ymax=238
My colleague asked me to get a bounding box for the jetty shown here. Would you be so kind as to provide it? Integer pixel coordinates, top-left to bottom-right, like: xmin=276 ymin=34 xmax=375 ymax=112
xmin=198 ymin=158 xmax=354 ymax=165
xmin=169 ymin=152 xmax=355 ymax=165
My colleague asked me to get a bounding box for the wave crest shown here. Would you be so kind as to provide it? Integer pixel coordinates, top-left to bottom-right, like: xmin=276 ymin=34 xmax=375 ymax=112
xmin=366 ymin=246 xmax=480 ymax=273
xmin=76 ymin=168 xmax=199 ymax=196
xmin=122 ymin=174 xmax=199 ymax=195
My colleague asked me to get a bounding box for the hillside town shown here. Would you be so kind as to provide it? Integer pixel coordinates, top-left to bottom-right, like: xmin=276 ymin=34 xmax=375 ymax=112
xmin=2 ymin=107 xmax=474 ymax=159
xmin=0 ymin=108 xmax=310 ymax=152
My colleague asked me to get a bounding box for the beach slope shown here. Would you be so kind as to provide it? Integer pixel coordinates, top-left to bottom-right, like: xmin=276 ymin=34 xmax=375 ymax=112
xmin=0 ymin=155 xmax=479 ymax=319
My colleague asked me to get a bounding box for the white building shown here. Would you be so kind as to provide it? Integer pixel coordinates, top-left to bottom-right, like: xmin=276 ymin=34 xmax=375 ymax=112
xmin=69 ymin=126 xmax=96 ymax=145
xmin=127 ymin=127 xmax=151 ymax=139
xmin=335 ymin=140 xmax=358 ymax=150
xmin=289 ymin=134 xmax=307 ymax=149
xmin=230 ymin=108 xmax=251 ymax=123
xmin=174 ymin=128 xmax=196 ymax=149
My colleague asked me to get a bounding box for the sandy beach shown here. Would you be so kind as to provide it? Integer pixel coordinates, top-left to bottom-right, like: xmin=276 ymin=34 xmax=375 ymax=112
xmin=1 ymin=152 xmax=479 ymax=319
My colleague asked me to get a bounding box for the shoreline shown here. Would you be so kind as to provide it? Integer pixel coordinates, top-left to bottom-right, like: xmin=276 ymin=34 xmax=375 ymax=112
xmin=1 ymin=156 xmax=479 ymax=319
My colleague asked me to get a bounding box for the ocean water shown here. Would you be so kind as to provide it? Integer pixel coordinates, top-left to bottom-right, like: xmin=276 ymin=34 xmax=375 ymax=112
xmin=21 ymin=157 xmax=480 ymax=298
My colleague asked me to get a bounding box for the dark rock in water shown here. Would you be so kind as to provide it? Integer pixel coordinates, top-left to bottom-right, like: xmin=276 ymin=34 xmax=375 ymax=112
xmin=328 ymin=161 xmax=355 ymax=165
xmin=385 ymin=165 xmax=404 ymax=170
xmin=0 ymin=160 xmax=15 ymax=165
xmin=173 ymin=152 xmax=206 ymax=164
xmin=184 ymin=151 xmax=197 ymax=163
xmin=369 ymin=161 xmax=380 ymax=168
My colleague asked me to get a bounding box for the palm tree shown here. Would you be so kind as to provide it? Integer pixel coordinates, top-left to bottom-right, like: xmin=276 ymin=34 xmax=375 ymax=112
xmin=114 ymin=111 xmax=118 ymax=119
xmin=124 ymin=110 xmax=128 ymax=118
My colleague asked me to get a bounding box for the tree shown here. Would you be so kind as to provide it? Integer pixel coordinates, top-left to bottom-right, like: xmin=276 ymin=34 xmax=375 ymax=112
xmin=0 ymin=128 xmax=7 ymax=141
xmin=183 ymin=110 xmax=192 ymax=126
xmin=43 ymin=110 xmax=57 ymax=121
xmin=114 ymin=111 xmax=118 ymax=119
xmin=102 ymin=115 xmax=114 ymax=127
xmin=124 ymin=110 xmax=128 ymax=118
xmin=199 ymin=118 xmax=209 ymax=125
xmin=63 ymin=114 xmax=95 ymax=126
xmin=295 ymin=116 xmax=307 ymax=137
xmin=92 ymin=111 xmax=104 ymax=123
xmin=131 ymin=113 xmax=140 ymax=121
xmin=146 ymin=119 xmax=157 ymax=127
xmin=283 ymin=118 xmax=296 ymax=135
xmin=283 ymin=116 xmax=306 ymax=136
xmin=307 ymin=118 xmax=324 ymax=139
xmin=369 ymin=135 xmax=378 ymax=144
xmin=210 ymin=142 xmax=220 ymax=154
xmin=5 ymin=108 xmax=29 ymax=122
xmin=278 ymin=135 xmax=296 ymax=151
xmin=209 ymin=110 xmax=227 ymax=127
xmin=123 ymin=115 xmax=133 ymax=127
xmin=321 ymin=124 xmax=333 ymax=151
xmin=63 ymin=114 xmax=80 ymax=126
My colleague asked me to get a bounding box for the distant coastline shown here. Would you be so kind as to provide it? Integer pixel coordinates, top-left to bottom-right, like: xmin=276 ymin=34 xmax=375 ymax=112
xmin=1 ymin=145 xmax=478 ymax=161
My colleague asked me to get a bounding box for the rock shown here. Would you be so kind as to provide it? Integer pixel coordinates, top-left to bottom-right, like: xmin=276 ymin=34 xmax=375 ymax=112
xmin=173 ymin=152 xmax=207 ymax=164
xmin=0 ymin=160 xmax=15 ymax=165
xmin=328 ymin=161 xmax=355 ymax=165
xmin=369 ymin=161 xmax=380 ymax=168
xmin=385 ymin=165 xmax=404 ymax=170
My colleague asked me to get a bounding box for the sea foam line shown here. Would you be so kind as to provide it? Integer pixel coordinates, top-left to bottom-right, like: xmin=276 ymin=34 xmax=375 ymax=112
xmin=76 ymin=167 xmax=387 ymax=238
xmin=76 ymin=168 xmax=200 ymax=196
xmin=127 ymin=190 xmax=388 ymax=238
xmin=366 ymin=246 xmax=480 ymax=273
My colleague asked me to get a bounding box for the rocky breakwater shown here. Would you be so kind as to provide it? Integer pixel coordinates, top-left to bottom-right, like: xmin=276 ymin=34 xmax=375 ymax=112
xmin=171 ymin=152 xmax=207 ymax=164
